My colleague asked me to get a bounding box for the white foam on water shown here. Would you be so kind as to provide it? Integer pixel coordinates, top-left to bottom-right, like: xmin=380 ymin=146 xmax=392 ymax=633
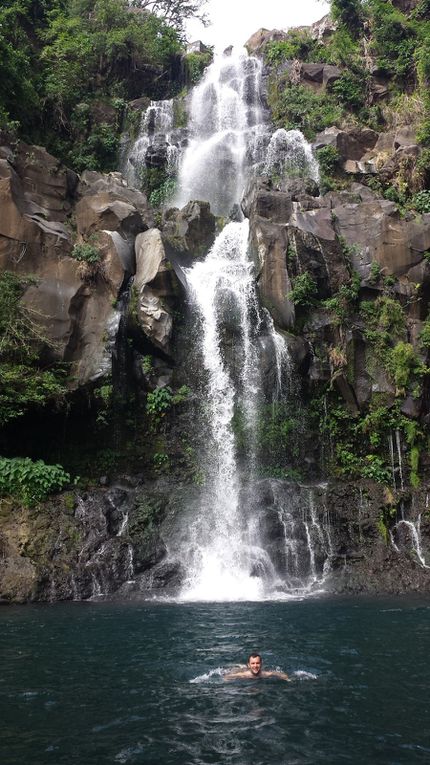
xmin=190 ymin=667 xmax=227 ymax=684
xmin=292 ymin=670 xmax=318 ymax=680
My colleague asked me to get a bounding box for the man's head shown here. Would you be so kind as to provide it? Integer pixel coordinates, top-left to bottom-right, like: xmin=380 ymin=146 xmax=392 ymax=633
xmin=247 ymin=652 xmax=262 ymax=675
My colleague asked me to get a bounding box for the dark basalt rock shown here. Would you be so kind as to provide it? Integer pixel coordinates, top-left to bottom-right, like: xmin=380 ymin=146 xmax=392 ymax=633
xmin=162 ymin=200 xmax=217 ymax=265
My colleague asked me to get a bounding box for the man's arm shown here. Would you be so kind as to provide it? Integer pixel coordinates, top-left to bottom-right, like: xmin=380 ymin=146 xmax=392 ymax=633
xmin=223 ymin=669 xmax=250 ymax=681
xmin=264 ymin=670 xmax=290 ymax=681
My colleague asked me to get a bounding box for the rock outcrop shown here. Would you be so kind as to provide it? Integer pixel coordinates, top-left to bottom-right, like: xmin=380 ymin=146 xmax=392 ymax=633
xmin=0 ymin=137 xmax=156 ymax=387
xmin=134 ymin=228 xmax=180 ymax=352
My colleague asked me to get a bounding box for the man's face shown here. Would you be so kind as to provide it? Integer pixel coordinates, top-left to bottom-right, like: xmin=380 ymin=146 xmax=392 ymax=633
xmin=248 ymin=656 xmax=262 ymax=675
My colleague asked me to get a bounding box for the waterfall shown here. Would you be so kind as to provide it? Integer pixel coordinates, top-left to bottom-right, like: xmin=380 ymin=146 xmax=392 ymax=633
xmin=392 ymin=501 xmax=429 ymax=568
xmin=173 ymin=49 xmax=266 ymax=216
xmin=263 ymin=128 xmax=320 ymax=183
xmin=147 ymin=47 xmax=330 ymax=602
xmin=121 ymin=99 xmax=179 ymax=189
xmin=180 ymin=220 xmax=264 ymax=600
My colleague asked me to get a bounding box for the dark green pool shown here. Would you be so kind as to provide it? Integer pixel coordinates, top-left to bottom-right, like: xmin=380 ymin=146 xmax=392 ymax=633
xmin=1 ymin=597 xmax=429 ymax=764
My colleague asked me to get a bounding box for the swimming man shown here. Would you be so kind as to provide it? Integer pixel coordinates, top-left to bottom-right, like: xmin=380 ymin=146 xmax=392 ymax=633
xmin=224 ymin=652 xmax=290 ymax=681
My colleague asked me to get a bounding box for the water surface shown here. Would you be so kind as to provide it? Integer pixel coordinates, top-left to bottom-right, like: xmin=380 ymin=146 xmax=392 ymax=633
xmin=1 ymin=597 xmax=429 ymax=764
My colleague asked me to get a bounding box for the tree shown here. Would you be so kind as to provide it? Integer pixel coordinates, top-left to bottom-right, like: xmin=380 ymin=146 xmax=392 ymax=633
xmin=330 ymin=0 xmax=364 ymax=36
xmin=131 ymin=0 xmax=209 ymax=36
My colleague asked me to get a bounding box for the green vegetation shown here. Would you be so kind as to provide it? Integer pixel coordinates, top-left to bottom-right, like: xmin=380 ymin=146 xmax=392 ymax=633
xmin=322 ymin=272 xmax=361 ymax=323
xmin=0 ymin=457 xmax=70 ymax=506
xmin=0 ymin=272 xmax=66 ymax=426
xmin=184 ymin=50 xmax=213 ymax=84
xmin=411 ymin=189 xmax=430 ymax=213
xmin=264 ymin=30 xmax=326 ymax=65
xmin=269 ymin=83 xmax=343 ymax=141
xmin=138 ymin=165 xmax=177 ymax=205
xmin=289 ymin=272 xmax=318 ymax=307
xmin=314 ymin=392 xmax=425 ymax=485
xmin=0 ymin=0 xmax=189 ymax=170
xmin=264 ymin=0 xmax=430 ymax=177
xmin=71 ymin=242 xmax=101 ymax=264
xmin=146 ymin=384 xmax=190 ymax=428
xmin=316 ymin=144 xmax=342 ymax=193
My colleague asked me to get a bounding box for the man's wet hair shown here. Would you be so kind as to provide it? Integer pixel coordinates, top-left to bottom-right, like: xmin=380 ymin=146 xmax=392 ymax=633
xmin=247 ymin=652 xmax=262 ymax=663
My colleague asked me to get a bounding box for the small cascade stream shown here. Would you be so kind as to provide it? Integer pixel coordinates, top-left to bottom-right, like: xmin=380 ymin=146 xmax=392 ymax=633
xmin=121 ymin=99 xmax=179 ymax=189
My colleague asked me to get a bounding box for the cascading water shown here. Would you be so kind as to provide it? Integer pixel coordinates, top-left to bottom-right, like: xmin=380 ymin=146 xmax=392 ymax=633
xmin=173 ymin=50 xmax=266 ymax=216
xmin=181 ymin=219 xmax=264 ymax=599
xmin=155 ymin=48 xmax=331 ymax=601
xmin=121 ymin=99 xmax=179 ymax=189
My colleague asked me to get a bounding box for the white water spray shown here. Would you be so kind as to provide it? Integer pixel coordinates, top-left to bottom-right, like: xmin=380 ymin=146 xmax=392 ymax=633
xmin=121 ymin=99 xmax=178 ymax=189
xmin=180 ymin=221 xmax=265 ymax=600
xmin=173 ymin=49 xmax=266 ymax=216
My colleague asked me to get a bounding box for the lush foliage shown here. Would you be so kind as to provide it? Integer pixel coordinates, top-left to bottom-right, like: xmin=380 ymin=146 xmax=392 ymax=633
xmin=270 ymin=83 xmax=343 ymax=140
xmin=330 ymin=0 xmax=364 ymax=35
xmin=0 ymin=457 xmax=70 ymax=506
xmin=289 ymin=272 xmax=318 ymax=307
xmin=0 ymin=0 xmax=185 ymax=169
xmin=146 ymin=385 xmax=190 ymax=427
xmin=314 ymin=392 xmax=424 ymax=485
xmin=184 ymin=50 xmax=213 ymax=84
xmin=264 ymin=30 xmax=326 ymax=65
xmin=131 ymin=0 xmax=209 ymax=37
xmin=0 ymin=272 xmax=66 ymax=426
xmin=71 ymin=242 xmax=101 ymax=264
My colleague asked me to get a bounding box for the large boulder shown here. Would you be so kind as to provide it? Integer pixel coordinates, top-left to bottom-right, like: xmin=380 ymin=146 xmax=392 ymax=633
xmin=246 ymin=179 xmax=349 ymax=324
xmin=162 ymin=200 xmax=217 ymax=265
xmin=300 ymin=62 xmax=342 ymax=90
xmin=314 ymin=126 xmax=379 ymax=164
xmin=332 ymin=197 xmax=430 ymax=279
xmin=245 ymin=28 xmax=287 ymax=55
xmin=134 ymin=228 xmax=180 ymax=351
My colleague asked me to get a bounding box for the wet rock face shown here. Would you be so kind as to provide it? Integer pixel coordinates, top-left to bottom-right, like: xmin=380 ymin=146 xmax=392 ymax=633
xmin=162 ymin=200 xmax=217 ymax=266
xmin=326 ymin=482 xmax=430 ymax=594
xmin=245 ymin=179 xmax=351 ymax=331
xmin=2 ymin=476 xmax=428 ymax=603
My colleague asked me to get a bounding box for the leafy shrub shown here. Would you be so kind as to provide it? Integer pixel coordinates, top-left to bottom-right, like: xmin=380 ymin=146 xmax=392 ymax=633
xmin=146 ymin=385 xmax=190 ymax=423
xmin=152 ymin=451 xmax=170 ymax=474
xmin=322 ymin=272 xmax=361 ymax=323
xmin=289 ymin=272 xmax=318 ymax=307
xmin=185 ymin=51 xmax=212 ymax=84
xmin=368 ymin=261 xmax=382 ymax=285
xmin=330 ymin=71 xmax=367 ymax=109
xmin=386 ymin=341 xmax=420 ymax=392
xmin=0 ymin=272 xmax=66 ymax=425
xmin=367 ymin=0 xmax=417 ymax=79
xmin=72 ymin=243 xmax=101 ymax=264
xmin=265 ymin=31 xmax=325 ymax=65
xmin=316 ymin=144 xmax=341 ymax=193
xmin=411 ymin=190 xmax=430 ymax=213
xmin=0 ymin=457 xmax=70 ymax=506
xmin=149 ymin=177 xmax=177 ymax=208
xmin=270 ymin=84 xmax=343 ymax=140
xmin=316 ymin=145 xmax=340 ymax=175
xmin=330 ymin=0 xmax=364 ymax=35
xmin=361 ymin=454 xmax=392 ymax=483
xmin=419 ymin=317 xmax=430 ymax=348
